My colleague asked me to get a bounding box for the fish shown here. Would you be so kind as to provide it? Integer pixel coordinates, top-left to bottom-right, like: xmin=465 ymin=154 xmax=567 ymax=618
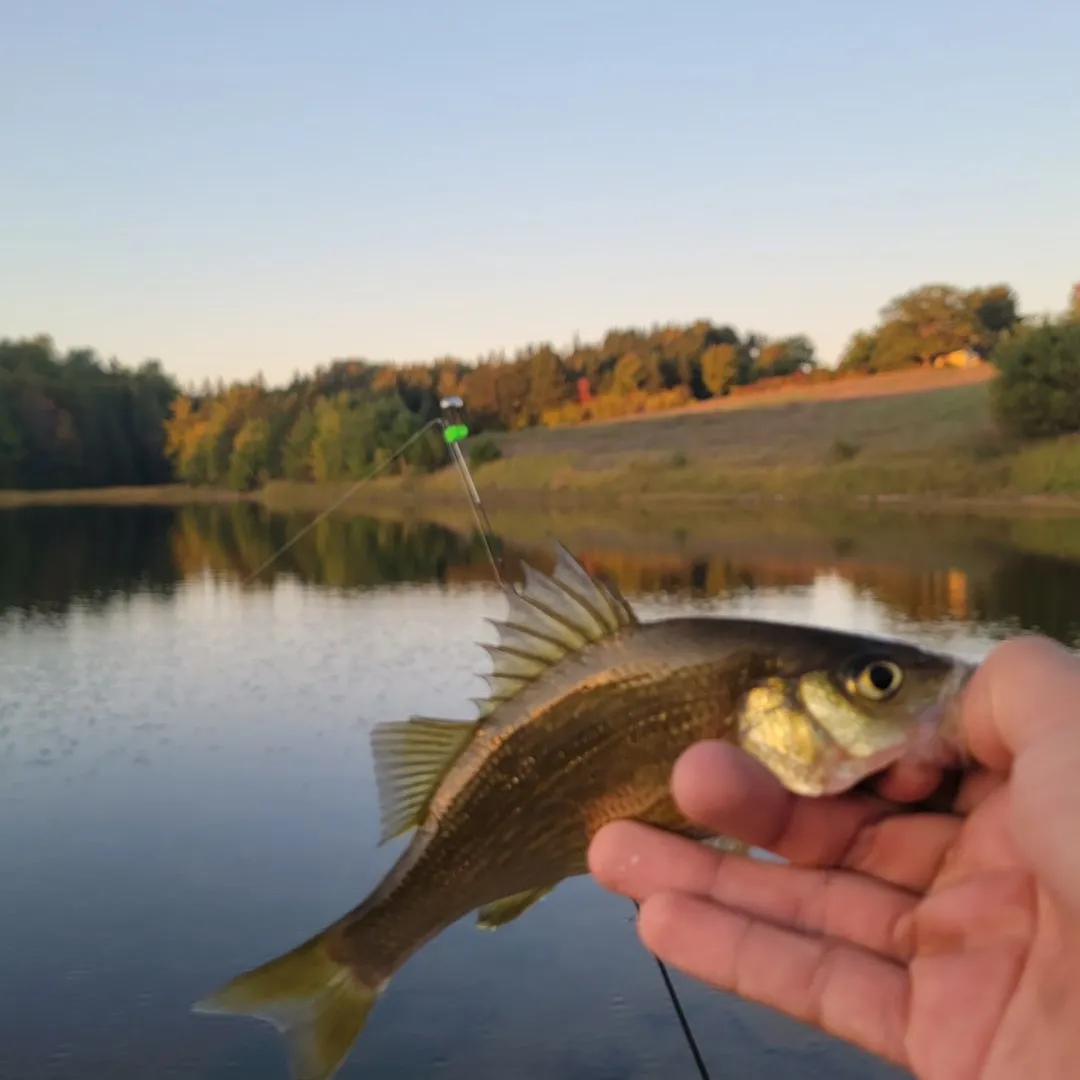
xmin=193 ymin=543 xmax=973 ymax=1080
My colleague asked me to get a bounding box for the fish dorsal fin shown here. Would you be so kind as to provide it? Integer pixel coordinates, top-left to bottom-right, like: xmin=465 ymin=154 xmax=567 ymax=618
xmin=476 ymin=885 xmax=555 ymax=931
xmin=369 ymin=717 xmax=476 ymax=844
xmin=475 ymin=544 xmax=638 ymax=719
xmin=551 ymin=542 xmax=638 ymax=628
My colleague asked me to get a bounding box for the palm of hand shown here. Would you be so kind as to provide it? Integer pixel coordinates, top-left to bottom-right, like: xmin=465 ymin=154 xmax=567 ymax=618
xmin=903 ymin=779 xmax=1054 ymax=1080
xmin=589 ymin=745 xmax=1080 ymax=1080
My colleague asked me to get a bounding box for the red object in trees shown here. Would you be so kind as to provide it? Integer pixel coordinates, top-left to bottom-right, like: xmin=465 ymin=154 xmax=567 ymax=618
xmin=576 ymin=377 xmax=592 ymax=404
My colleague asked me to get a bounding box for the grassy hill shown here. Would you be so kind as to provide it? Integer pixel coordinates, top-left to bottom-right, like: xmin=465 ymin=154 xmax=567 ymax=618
xmin=489 ymin=367 xmax=996 ymax=468
xmin=253 ymin=364 xmax=1080 ymax=511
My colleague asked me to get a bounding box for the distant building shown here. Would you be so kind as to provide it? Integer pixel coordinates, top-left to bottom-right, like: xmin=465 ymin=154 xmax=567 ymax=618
xmin=930 ymin=347 xmax=985 ymax=369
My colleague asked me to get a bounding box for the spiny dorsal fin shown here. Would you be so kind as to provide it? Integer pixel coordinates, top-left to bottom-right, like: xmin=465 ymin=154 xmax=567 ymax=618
xmin=476 ymin=885 xmax=555 ymax=930
xmin=474 ymin=544 xmax=638 ymax=719
xmin=369 ymin=717 xmax=476 ymax=844
xmin=551 ymin=542 xmax=638 ymax=628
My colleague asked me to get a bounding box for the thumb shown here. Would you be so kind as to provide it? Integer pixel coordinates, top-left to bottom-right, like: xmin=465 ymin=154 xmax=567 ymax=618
xmin=960 ymin=634 xmax=1080 ymax=913
xmin=960 ymin=634 xmax=1080 ymax=773
xmin=1011 ymin=723 xmax=1080 ymax=915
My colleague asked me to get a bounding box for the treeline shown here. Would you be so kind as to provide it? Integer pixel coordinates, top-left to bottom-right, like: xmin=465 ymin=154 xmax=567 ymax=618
xmin=838 ymin=283 xmax=1023 ymax=372
xmin=155 ymin=282 xmax=1042 ymax=490
xmin=4 ymin=279 xmax=1078 ymax=493
xmin=162 ymin=320 xmax=819 ymax=489
xmin=0 ymin=336 xmax=178 ymax=490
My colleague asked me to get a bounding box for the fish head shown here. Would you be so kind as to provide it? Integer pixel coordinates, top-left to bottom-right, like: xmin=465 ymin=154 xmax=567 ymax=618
xmin=736 ymin=634 xmax=975 ymax=797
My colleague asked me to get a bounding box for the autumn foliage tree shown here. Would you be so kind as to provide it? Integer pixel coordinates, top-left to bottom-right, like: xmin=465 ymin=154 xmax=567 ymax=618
xmin=840 ymin=284 xmax=1020 ymax=372
xmin=700 ymin=343 xmax=738 ymax=396
xmin=152 ymin=316 xmax=830 ymax=488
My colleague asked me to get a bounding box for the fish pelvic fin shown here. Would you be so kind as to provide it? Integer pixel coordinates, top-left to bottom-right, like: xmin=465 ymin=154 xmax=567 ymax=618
xmin=476 ymin=543 xmax=639 ymax=719
xmin=476 ymin=885 xmax=555 ymax=931
xmin=370 ymin=716 xmax=476 ymax=844
xmin=701 ymin=834 xmax=753 ymax=857
xmin=192 ymin=930 xmax=381 ymax=1080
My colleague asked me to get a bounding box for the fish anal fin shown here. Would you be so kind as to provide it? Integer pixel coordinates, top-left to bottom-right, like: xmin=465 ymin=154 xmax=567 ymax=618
xmin=476 ymin=885 xmax=555 ymax=931
xmin=369 ymin=717 xmax=476 ymax=844
xmin=192 ymin=929 xmax=381 ymax=1080
xmin=473 ymin=544 xmax=640 ymax=718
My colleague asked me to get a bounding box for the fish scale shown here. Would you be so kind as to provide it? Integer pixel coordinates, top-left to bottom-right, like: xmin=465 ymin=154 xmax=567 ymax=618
xmin=193 ymin=543 xmax=973 ymax=1080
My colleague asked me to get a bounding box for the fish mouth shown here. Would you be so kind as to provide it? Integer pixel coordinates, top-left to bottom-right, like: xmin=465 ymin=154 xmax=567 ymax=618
xmin=815 ymin=659 xmax=976 ymax=797
xmin=901 ymin=659 xmax=976 ymax=767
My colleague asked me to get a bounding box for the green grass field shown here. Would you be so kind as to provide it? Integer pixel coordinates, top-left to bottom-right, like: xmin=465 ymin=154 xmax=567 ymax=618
xmin=255 ymin=375 xmax=1080 ymax=510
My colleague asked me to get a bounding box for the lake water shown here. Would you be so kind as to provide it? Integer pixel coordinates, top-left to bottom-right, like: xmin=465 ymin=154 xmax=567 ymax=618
xmin=3 ymin=500 xmax=1080 ymax=1080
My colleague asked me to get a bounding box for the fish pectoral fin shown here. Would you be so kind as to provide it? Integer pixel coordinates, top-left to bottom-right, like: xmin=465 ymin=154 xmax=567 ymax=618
xmin=701 ymin=834 xmax=752 ymax=857
xmin=369 ymin=716 xmax=476 ymax=845
xmin=476 ymin=886 xmax=555 ymax=931
xmin=192 ymin=930 xmax=381 ymax=1080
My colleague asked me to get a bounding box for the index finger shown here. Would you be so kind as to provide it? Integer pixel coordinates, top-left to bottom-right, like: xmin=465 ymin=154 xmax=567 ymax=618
xmin=670 ymin=739 xmax=892 ymax=866
xmin=960 ymin=634 xmax=1080 ymax=772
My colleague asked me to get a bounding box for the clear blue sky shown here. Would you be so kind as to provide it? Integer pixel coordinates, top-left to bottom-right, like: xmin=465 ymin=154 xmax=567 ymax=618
xmin=3 ymin=0 xmax=1078 ymax=386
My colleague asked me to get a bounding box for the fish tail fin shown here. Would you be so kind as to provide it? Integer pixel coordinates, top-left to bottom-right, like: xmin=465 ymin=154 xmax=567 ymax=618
xmin=193 ymin=928 xmax=383 ymax=1080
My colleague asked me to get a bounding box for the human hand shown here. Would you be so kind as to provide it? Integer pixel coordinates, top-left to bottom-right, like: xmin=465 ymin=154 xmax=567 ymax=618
xmin=588 ymin=635 xmax=1080 ymax=1080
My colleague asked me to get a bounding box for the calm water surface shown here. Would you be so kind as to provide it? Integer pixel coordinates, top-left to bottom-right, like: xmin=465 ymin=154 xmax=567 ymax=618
xmin=4 ymin=502 xmax=1080 ymax=1079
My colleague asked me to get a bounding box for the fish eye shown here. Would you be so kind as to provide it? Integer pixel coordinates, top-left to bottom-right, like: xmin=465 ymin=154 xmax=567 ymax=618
xmin=849 ymin=658 xmax=903 ymax=701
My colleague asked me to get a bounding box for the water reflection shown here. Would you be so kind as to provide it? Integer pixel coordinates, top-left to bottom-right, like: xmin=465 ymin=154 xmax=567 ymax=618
xmin=170 ymin=504 xmax=494 ymax=591
xmin=3 ymin=502 xmax=1080 ymax=645
xmin=0 ymin=505 xmax=182 ymax=618
xmin=5 ymin=502 xmax=1080 ymax=1079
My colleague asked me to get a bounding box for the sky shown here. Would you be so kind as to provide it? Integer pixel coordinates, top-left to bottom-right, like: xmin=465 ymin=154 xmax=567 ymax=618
xmin=3 ymin=0 xmax=1079 ymax=387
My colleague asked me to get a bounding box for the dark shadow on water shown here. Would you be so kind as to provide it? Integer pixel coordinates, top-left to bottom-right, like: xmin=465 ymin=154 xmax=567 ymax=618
xmin=0 ymin=505 xmax=182 ymax=618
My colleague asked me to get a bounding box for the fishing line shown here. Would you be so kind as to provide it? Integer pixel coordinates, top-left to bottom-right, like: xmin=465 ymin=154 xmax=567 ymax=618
xmin=241 ymin=417 xmax=445 ymax=585
xmin=238 ymin=395 xmax=713 ymax=1080
xmin=438 ymin=396 xmax=506 ymax=589
xmin=437 ymin=399 xmax=714 ymax=1080
xmin=636 ymin=900 xmax=712 ymax=1080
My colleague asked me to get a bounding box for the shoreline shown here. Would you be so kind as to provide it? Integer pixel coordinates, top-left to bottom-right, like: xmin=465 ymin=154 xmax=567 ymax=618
xmin=4 ymin=478 xmax=1080 ymax=519
xmin=8 ymin=365 xmax=1061 ymax=518
xmin=0 ymin=485 xmax=258 ymax=508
